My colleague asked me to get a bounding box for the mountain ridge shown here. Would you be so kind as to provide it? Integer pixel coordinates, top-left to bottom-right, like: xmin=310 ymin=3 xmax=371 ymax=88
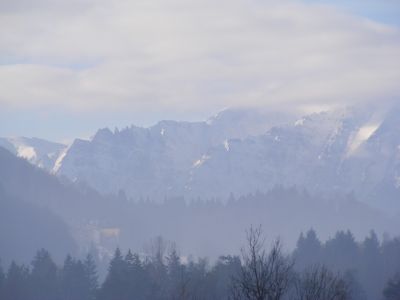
xmin=3 ymin=106 xmax=400 ymax=213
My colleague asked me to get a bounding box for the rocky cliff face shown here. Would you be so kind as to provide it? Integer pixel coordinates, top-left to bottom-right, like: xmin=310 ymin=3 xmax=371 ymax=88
xmin=54 ymin=108 xmax=290 ymax=199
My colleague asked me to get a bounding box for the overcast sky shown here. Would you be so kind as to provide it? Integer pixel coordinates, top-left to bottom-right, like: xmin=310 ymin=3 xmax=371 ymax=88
xmin=0 ymin=0 xmax=399 ymax=142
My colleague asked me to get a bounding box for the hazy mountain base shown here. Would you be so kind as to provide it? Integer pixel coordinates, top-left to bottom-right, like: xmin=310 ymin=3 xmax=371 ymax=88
xmin=0 ymin=188 xmax=76 ymax=266
xmin=0 ymin=145 xmax=399 ymax=266
xmin=111 ymin=189 xmax=399 ymax=259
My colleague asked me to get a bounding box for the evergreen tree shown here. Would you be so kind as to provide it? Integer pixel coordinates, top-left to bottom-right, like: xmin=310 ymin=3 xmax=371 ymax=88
xmin=359 ymin=230 xmax=384 ymax=299
xmin=83 ymin=254 xmax=99 ymax=300
xmin=125 ymin=250 xmax=148 ymax=299
xmin=324 ymin=230 xmax=359 ymax=272
xmin=145 ymin=237 xmax=168 ymax=299
xmin=60 ymin=254 xmax=75 ymax=300
xmin=208 ymin=255 xmax=241 ymax=299
xmin=293 ymin=229 xmax=322 ymax=270
xmin=166 ymin=246 xmax=189 ymax=299
xmin=186 ymin=257 xmax=209 ymax=299
xmin=167 ymin=246 xmax=181 ymax=280
xmin=124 ymin=249 xmax=135 ymax=269
xmin=3 ymin=261 xmax=30 ymax=300
xmin=98 ymin=248 xmax=130 ymax=300
xmin=382 ymin=238 xmax=400 ymax=283
xmin=383 ymin=273 xmax=400 ymax=300
xmin=60 ymin=255 xmax=91 ymax=300
xmin=30 ymin=249 xmax=60 ymax=300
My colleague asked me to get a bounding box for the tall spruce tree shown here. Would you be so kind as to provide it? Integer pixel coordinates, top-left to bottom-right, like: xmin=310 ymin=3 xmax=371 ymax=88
xmin=4 ymin=261 xmax=30 ymax=300
xmin=30 ymin=249 xmax=59 ymax=300
xmin=99 ymin=248 xmax=130 ymax=300
xmin=384 ymin=273 xmax=400 ymax=300
xmin=125 ymin=250 xmax=148 ymax=299
xmin=83 ymin=254 xmax=99 ymax=300
xmin=359 ymin=230 xmax=384 ymax=299
xmin=293 ymin=229 xmax=322 ymax=270
xmin=60 ymin=255 xmax=91 ymax=300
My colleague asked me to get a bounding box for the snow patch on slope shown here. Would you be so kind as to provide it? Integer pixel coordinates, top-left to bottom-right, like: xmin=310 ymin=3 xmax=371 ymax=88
xmin=193 ymin=155 xmax=211 ymax=168
xmin=16 ymin=145 xmax=37 ymax=161
xmin=52 ymin=148 xmax=68 ymax=173
xmin=224 ymin=140 xmax=230 ymax=151
xmin=294 ymin=118 xmax=305 ymax=126
xmin=346 ymin=123 xmax=380 ymax=156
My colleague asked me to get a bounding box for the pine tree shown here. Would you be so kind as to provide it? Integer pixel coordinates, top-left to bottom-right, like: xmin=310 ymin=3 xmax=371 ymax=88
xmin=166 ymin=246 xmax=187 ymax=299
xmin=60 ymin=255 xmax=90 ymax=300
xmin=60 ymin=254 xmax=75 ymax=300
xmin=360 ymin=230 xmax=384 ymax=299
xmin=4 ymin=261 xmax=30 ymax=300
xmin=83 ymin=254 xmax=99 ymax=300
xmin=30 ymin=249 xmax=60 ymax=300
xmin=124 ymin=250 xmax=148 ymax=299
xmin=293 ymin=229 xmax=322 ymax=270
xmin=145 ymin=237 xmax=168 ymax=299
xmin=125 ymin=249 xmax=135 ymax=269
xmin=324 ymin=230 xmax=359 ymax=271
xmin=384 ymin=273 xmax=400 ymax=300
xmin=98 ymin=248 xmax=130 ymax=300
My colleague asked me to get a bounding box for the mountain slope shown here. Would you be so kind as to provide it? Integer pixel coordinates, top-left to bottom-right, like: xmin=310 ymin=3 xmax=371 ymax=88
xmin=0 ymin=137 xmax=66 ymax=171
xmin=55 ymin=108 xmax=292 ymax=199
xmin=188 ymin=107 xmax=400 ymax=212
xmin=0 ymin=146 xmax=78 ymax=264
xmin=0 ymin=187 xmax=76 ymax=265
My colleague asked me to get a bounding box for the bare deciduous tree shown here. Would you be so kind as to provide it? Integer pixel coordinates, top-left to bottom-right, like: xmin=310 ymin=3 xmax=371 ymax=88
xmin=295 ymin=265 xmax=350 ymax=300
xmin=232 ymin=226 xmax=294 ymax=300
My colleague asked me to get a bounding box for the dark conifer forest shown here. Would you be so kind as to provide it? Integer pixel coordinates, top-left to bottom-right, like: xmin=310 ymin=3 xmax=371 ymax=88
xmin=1 ymin=228 xmax=400 ymax=300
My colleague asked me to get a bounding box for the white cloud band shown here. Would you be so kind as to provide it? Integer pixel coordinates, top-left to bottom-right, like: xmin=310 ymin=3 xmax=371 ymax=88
xmin=0 ymin=0 xmax=399 ymax=114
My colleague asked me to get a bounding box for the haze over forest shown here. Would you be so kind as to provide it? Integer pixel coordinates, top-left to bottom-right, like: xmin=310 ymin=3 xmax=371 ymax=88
xmin=1 ymin=0 xmax=400 ymax=299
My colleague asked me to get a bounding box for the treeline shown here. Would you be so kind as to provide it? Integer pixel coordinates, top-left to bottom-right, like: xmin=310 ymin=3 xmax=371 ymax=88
xmin=114 ymin=188 xmax=398 ymax=260
xmin=293 ymin=229 xmax=400 ymax=299
xmin=1 ymin=229 xmax=400 ymax=300
xmin=0 ymin=249 xmax=98 ymax=300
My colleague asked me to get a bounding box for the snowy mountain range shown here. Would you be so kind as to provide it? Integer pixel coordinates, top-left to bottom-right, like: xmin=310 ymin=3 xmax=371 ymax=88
xmin=187 ymin=107 xmax=400 ymax=212
xmin=3 ymin=106 xmax=400 ymax=213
